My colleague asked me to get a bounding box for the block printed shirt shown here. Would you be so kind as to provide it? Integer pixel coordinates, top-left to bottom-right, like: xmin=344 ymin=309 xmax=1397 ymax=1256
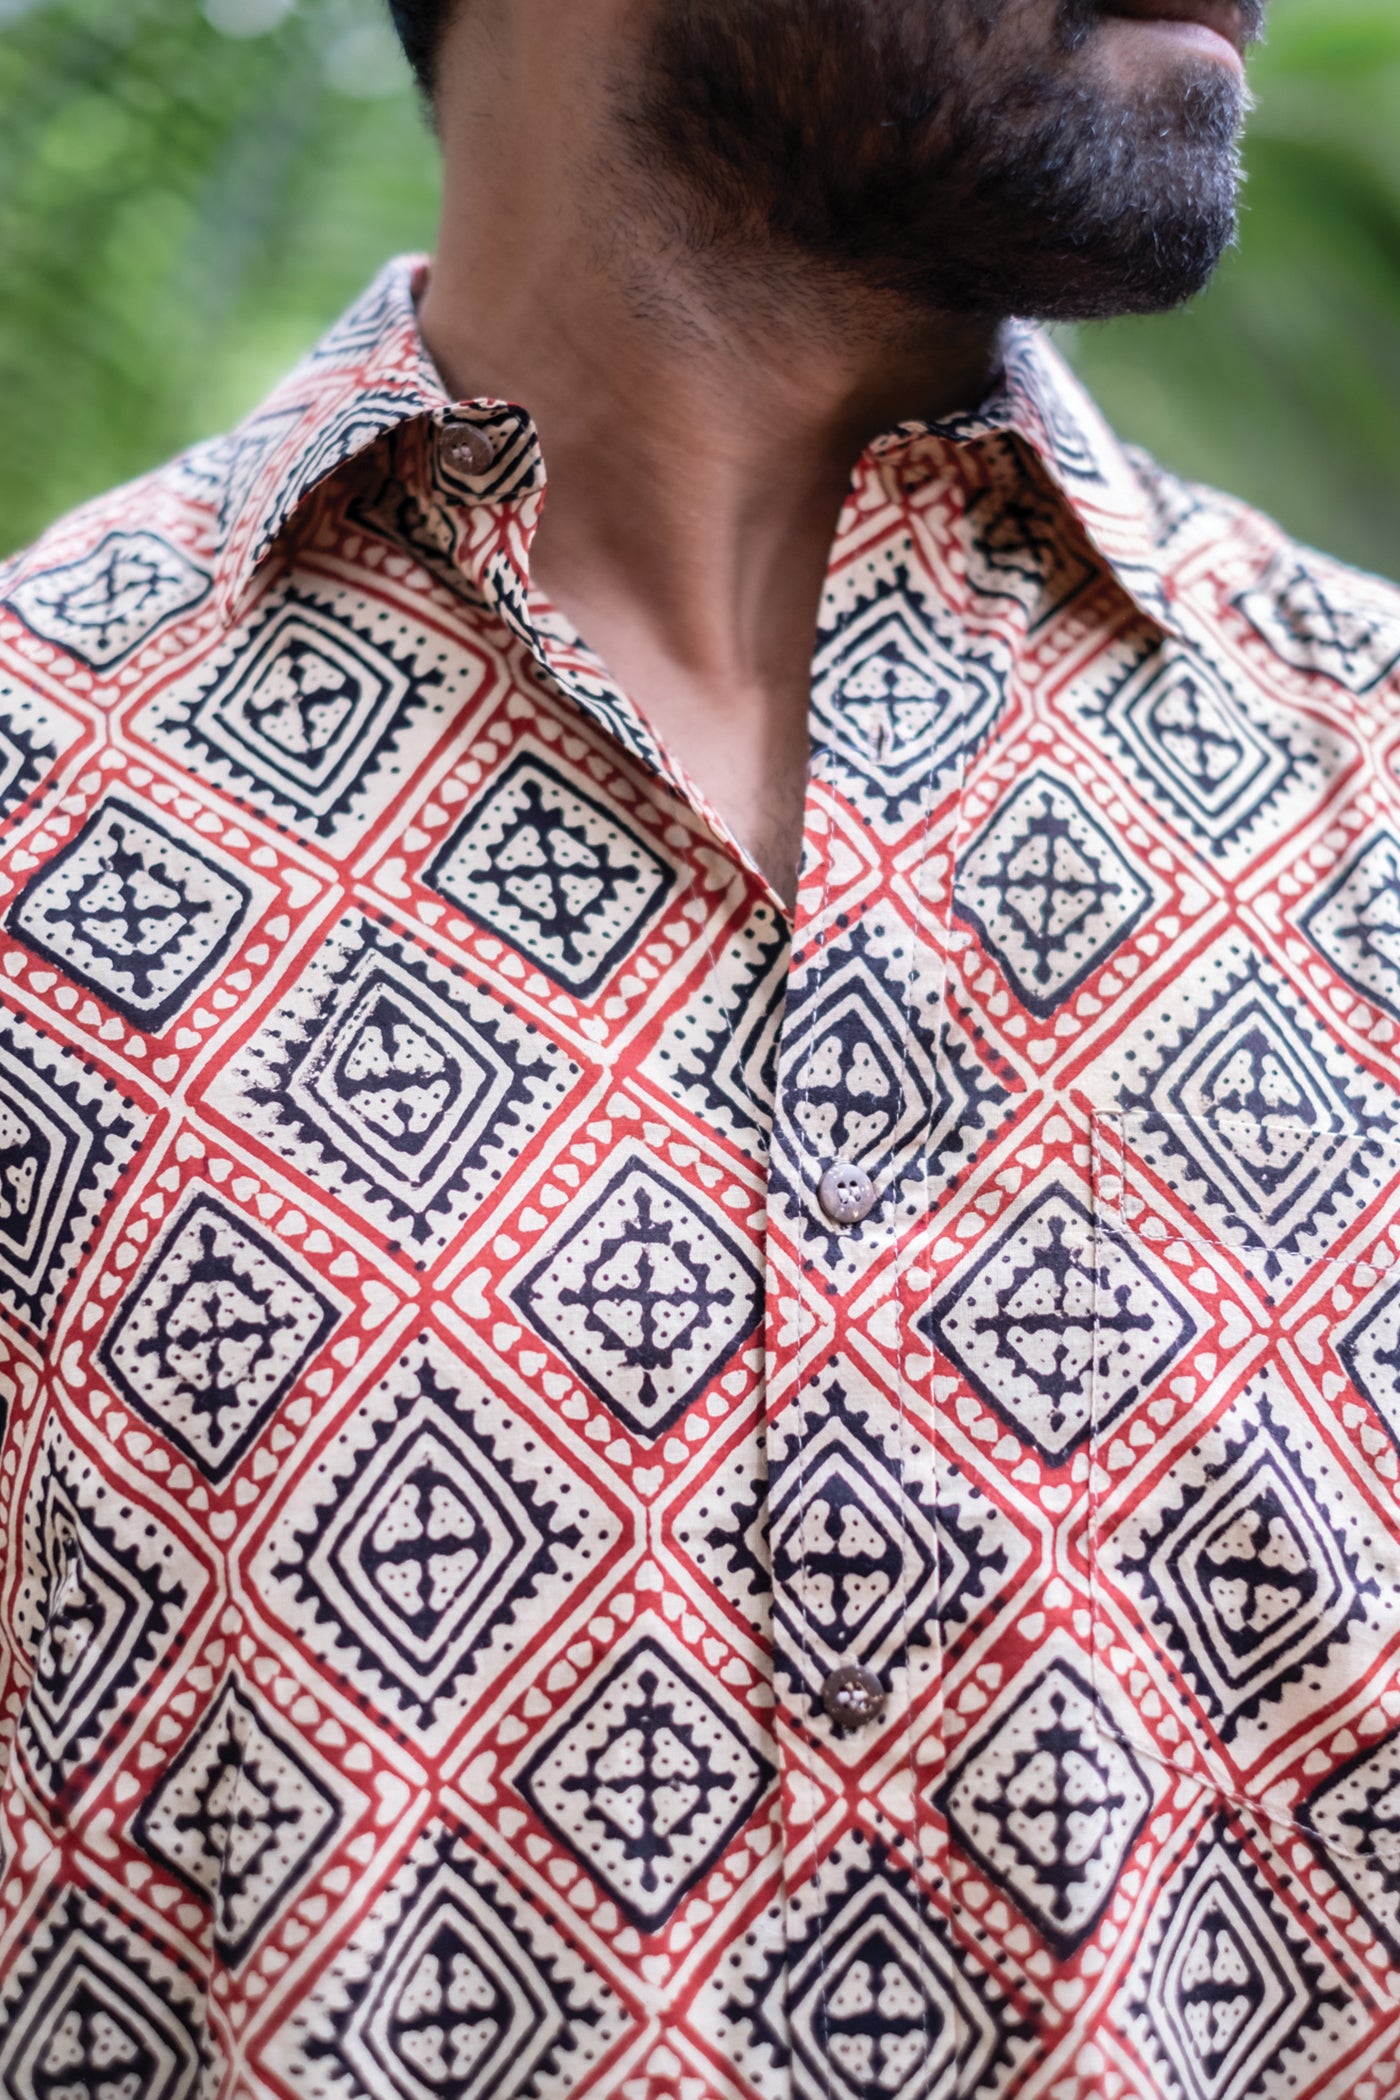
xmin=0 ymin=258 xmax=1399 ymax=2100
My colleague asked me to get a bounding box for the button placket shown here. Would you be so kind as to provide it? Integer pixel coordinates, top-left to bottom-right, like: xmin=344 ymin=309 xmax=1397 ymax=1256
xmin=763 ymin=770 xmax=867 ymax=2060
xmin=762 ymin=516 xmax=979 ymax=2096
xmin=887 ymin=762 xmax=969 ymax=2086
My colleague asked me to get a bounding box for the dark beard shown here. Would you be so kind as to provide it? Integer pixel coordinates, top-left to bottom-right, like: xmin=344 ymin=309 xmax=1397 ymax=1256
xmin=626 ymin=0 xmax=1256 ymax=321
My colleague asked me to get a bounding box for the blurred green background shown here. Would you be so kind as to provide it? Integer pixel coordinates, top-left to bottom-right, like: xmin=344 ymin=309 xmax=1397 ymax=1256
xmin=1 ymin=0 xmax=1398 ymax=573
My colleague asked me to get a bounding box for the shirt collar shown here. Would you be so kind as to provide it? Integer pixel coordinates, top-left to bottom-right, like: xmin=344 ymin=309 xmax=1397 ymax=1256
xmin=215 ymin=254 xmax=1177 ymax=637
xmin=985 ymin=321 xmax=1180 ymax=632
xmin=214 ymin=256 xmax=453 ymax=622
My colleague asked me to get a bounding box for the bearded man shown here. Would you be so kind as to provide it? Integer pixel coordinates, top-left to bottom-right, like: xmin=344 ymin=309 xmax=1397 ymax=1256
xmin=0 ymin=0 xmax=1397 ymax=2094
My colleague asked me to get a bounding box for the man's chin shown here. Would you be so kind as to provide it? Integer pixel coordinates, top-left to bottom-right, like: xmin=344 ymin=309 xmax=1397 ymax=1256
xmin=1006 ymin=219 xmax=1237 ymax=322
xmin=882 ymin=199 xmax=1238 ymax=324
xmin=871 ymin=99 xmax=1244 ymax=325
xmin=633 ymin=0 xmax=1249 ymax=326
xmin=927 ymin=60 xmax=1247 ymax=321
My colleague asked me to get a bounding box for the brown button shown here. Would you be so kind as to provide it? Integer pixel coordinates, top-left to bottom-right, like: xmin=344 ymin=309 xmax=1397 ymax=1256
xmin=818 ymin=1162 xmax=877 ymax=1228
xmin=441 ymin=423 xmax=497 ymax=476
xmin=821 ymin=1664 xmax=887 ymax=1732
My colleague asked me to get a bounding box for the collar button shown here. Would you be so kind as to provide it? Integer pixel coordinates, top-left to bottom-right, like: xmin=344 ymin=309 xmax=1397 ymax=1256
xmin=441 ymin=422 xmax=498 ymax=477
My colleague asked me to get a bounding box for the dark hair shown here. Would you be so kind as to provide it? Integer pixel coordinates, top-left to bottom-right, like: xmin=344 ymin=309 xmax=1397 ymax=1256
xmin=387 ymin=0 xmax=453 ymax=94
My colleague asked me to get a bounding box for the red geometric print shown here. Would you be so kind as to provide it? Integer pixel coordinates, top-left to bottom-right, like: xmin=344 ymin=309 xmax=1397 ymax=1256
xmin=0 ymin=256 xmax=1397 ymax=2100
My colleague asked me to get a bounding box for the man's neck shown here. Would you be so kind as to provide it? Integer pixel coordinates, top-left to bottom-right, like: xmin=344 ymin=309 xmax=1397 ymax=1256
xmin=417 ymin=3 xmax=1003 ymax=905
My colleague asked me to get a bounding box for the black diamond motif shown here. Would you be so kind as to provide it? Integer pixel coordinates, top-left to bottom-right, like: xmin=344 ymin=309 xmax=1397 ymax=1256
xmin=766 ymin=1393 xmax=945 ymax=1684
xmin=963 ymin=455 xmax=1095 ymax=628
xmin=311 ymin=1837 xmax=611 ymax=2100
xmin=1085 ymin=643 xmax=1311 ymax=853
xmin=512 ymin=1155 xmax=763 ymax=1440
xmin=0 ymin=1011 xmax=142 ymax=1334
xmin=777 ymin=1450 xmax=926 ymax=1657
xmin=1129 ymin=1826 xmax=1344 ymax=2100
xmin=426 ymin=752 xmax=675 ymax=993
xmin=40 ymin=1985 xmax=163 ymax=2100
xmin=821 ymin=1925 xmax=944 ymax=2097
xmin=0 ymin=1079 xmax=55 ymax=1260
xmin=99 ymin=1194 xmax=339 ymax=1482
xmin=8 ymin=797 xmax=252 ymax=1030
xmin=231 ymin=919 xmax=574 ymax=1257
xmin=7 ymin=530 xmax=210 ymax=669
xmin=942 ymin=1659 xmax=1153 ymax=1956
xmin=516 ymin=1635 xmax=773 ymax=1931
xmin=1302 ymin=1735 xmax=1400 ymax=1963
xmin=1117 ymin=961 xmax=1395 ymax=1269
xmin=0 ymin=1906 xmax=203 ymax=2100
xmin=645 ymin=906 xmax=787 ymax=1146
xmin=270 ymin=1340 xmax=588 ymax=1726
xmin=810 ymin=572 xmax=1007 ymax=816
xmin=0 ymin=688 xmax=67 ymax=829
xmin=17 ymin=1447 xmax=190 ymax=1792
xmin=1340 ymin=1274 xmax=1400 ymax=1453
xmin=1234 ymin=553 xmax=1400 ymax=695
xmin=135 ymin=1677 xmax=340 ymax=1964
xmin=735 ymin=1852 xmax=1027 ymax=2100
xmin=230 ymin=621 xmax=364 ymax=763
xmin=334 ymin=992 xmax=467 ymax=1151
xmin=1303 ymin=832 xmax=1400 ymax=1026
xmin=150 ymin=590 xmax=451 ymax=841
xmin=958 ymin=772 xmax=1153 ymax=1016
xmin=925 ymin=1184 xmax=1196 ymax=1465
xmin=703 ymin=1380 xmax=1012 ymax=1676
xmin=1111 ymin=1395 xmax=1367 ymax=1738
xmin=777 ymin=935 xmax=953 ymax=1177
xmin=769 ymin=923 xmax=1008 ymax=1259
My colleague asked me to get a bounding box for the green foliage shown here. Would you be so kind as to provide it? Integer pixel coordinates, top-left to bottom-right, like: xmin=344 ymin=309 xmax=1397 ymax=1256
xmin=0 ymin=0 xmax=1397 ymax=578
xmin=1071 ymin=0 xmax=1400 ymax=580
xmin=0 ymin=0 xmax=438 ymax=554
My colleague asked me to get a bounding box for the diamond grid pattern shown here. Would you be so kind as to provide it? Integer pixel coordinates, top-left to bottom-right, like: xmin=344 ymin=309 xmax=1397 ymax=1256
xmin=259 ymin=1333 xmax=618 ymax=1733
xmin=292 ymin=1830 xmax=624 ymax=2100
xmin=1124 ymin=1828 xmax=1351 ymax=2100
xmin=0 ymin=1899 xmax=206 ymax=2100
xmin=139 ymin=580 xmax=480 ymax=851
xmin=7 ymin=795 xmax=254 ymax=1031
xmin=424 ymin=748 xmax=676 ymax=993
xmin=8 ymin=530 xmax=210 ymax=669
xmin=942 ymin=1657 xmax=1153 ymax=1955
xmin=924 ymin=1182 xmax=1197 ymax=1465
xmin=135 ymin=1676 xmax=342 ymax=1964
xmin=98 ymin=1189 xmax=340 ymax=1480
xmin=515 ymin=1632 xmax=775 ymax=1931
xmin=958 ymin=771 xmax=1156 ymax=1016
xmin=0 ymin=254 xmax=1397 ymax=2100
xmin=510 ymin=1148 xmax=764 ymax=1439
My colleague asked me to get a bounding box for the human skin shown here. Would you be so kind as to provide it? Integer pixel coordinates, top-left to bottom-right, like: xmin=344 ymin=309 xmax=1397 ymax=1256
xmin=417 ymin=0 xmax=1256 ymax=907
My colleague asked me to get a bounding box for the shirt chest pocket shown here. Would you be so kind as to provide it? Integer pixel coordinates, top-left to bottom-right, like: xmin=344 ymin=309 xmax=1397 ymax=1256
xmin=1087 ymin=1109 xmax=1400 ymax=1893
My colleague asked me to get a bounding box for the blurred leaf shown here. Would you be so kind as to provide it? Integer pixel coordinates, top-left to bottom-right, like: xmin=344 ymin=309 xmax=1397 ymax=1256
xmin=0 ymin=0 xmax=437 ymax=553
xmin=1069 ymin=0 xmax=1400 ymax=579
